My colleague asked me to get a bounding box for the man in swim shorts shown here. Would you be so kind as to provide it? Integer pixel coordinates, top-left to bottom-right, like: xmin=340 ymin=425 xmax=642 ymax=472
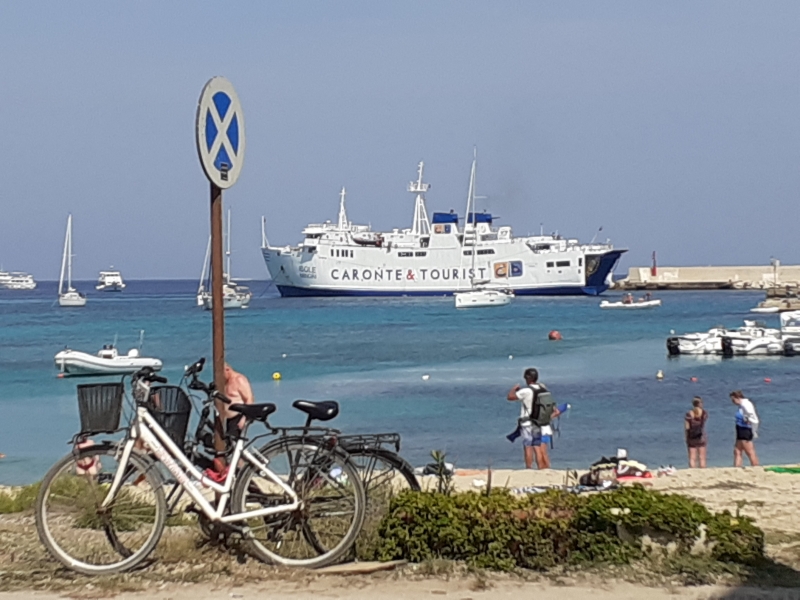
xmin=507 ymin=368 xmax=560 ymax=469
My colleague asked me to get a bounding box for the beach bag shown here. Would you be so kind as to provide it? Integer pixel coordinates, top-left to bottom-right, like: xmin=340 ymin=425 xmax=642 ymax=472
xmin=531 ymin=389 xmax=556 ymax=427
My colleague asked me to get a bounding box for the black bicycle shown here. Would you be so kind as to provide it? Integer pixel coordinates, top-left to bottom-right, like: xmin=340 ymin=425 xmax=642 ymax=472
xmin=179 ymin=358 xmax=419 ymax=553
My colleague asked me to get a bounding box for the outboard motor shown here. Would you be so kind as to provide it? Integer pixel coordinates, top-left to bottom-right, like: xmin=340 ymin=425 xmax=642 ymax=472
xmin=666 ymin=337 xmax=680 ymax=356
xmin=721 ymin=336 xmax=734 ymax=358
xmin=784 ymin=340 xmax=796 ymax=357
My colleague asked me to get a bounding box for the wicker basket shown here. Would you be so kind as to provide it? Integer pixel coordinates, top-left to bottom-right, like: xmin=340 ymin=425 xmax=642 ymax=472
xmin=77 ymin=383 xmax=124 ymax=434
xmin=147 ymin=386 xmax=192 ymax=446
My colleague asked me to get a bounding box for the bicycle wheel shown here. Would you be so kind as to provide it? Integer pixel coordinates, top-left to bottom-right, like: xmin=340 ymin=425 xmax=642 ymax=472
xmin=343 ymin=448 xmax=419 ymax=557
xmin=35 ymin=443 xmax=166 ymax=575
xmin=231 ymin=438 xmax=365 ymax=568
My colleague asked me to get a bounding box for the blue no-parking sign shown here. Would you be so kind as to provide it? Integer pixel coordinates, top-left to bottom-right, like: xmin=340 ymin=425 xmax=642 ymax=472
xmin=196 ymin=77 xmax=246 ymax=189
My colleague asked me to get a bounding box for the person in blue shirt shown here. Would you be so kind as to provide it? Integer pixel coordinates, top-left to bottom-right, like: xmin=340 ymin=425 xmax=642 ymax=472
xmin=730 ymin=390 xmax=759 ymax=467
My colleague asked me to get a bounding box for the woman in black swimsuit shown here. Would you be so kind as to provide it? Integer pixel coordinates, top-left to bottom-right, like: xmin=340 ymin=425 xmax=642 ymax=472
xmin=685 ymin=396 xmax=708 ymax=468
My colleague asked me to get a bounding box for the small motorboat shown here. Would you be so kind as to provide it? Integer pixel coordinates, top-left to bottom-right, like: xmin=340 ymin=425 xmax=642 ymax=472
xmin=600 ymin=298 xmax=661 ymax=309
xmin=55 ymin=345 xmax=162 ymax=376
xmin=750 ymin=306 xmax=780 ymax=314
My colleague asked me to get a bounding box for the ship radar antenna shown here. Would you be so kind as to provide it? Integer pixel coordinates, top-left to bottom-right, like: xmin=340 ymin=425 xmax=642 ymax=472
xmin=337 ymin=187 xmax=349 ymax=230
xmin=408 ymin=161 xmax=431 ymax=236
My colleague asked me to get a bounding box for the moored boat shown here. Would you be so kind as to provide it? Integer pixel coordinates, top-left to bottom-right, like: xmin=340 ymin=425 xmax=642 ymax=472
xmin=55 ymin=345 xmax=162 ymax=376
xmin=0 ymin=271 xmax=37 ymax=290
xmin=96 ymin=269 xmax=126 ymax=291
xmin=600 ymin=299 xmax=661 ymax=309
xmin=58 ymin=214 xmax=86 ymax=307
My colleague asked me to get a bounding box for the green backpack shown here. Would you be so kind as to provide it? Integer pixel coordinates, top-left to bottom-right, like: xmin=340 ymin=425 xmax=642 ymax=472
xmin=531 ymin=389 xmax=556 ymax=427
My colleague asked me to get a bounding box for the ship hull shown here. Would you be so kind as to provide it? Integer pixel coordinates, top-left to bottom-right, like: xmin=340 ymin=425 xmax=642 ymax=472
xmin=264 ymin=247 xmax=623 ymax=298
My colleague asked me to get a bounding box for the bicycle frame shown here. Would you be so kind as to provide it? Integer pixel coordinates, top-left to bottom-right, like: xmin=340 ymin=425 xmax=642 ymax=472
xmin=102 ymin=404 xmax=300 ymax=524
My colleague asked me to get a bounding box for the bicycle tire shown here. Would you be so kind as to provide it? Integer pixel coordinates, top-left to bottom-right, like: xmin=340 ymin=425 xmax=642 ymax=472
xmin=35 ymin=443 xmax=166 ymax=575
xmin=344 ymin=447 xmax=420 ymax=493
xmin=232 ymin=437 xmax=366 ymax=568
xmin=342 ymin=447 xmax=419 ymax=558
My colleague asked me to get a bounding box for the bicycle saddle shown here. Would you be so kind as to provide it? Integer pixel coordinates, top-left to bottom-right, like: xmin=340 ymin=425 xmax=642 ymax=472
xmin=292 ymin=400 xmax=339 ymax=422
xmin=228 ymin=403 xmax=277 ymax=422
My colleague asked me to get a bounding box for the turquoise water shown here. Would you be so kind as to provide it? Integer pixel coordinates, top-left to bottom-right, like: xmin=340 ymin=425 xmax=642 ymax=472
xmin=1 ymin=281 xmax=798 ymax=485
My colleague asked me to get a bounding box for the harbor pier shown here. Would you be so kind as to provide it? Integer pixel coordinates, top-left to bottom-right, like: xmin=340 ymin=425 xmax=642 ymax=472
xmin=615 ymin=263 xmax=800 ymax=291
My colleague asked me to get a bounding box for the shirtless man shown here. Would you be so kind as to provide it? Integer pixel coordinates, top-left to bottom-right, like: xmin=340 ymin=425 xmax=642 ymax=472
xmin=221 ymin=362 xmax=255 ymax=431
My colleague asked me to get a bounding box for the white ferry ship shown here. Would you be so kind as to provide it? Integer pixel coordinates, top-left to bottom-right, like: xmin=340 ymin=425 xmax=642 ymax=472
xmin=0 ymin=270 xmax=37 ymax=290
xmin=96 ymin=269 xmax=126 ymax=291
xmin=261 ymin=162 xmax=625 ymax=297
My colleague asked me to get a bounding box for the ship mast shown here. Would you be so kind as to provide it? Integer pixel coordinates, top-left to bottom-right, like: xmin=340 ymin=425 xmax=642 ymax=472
xmin=337 ymin=187 xmax=349 ymax=230
xmin=408 ymin=162 xmax=431 ymax=236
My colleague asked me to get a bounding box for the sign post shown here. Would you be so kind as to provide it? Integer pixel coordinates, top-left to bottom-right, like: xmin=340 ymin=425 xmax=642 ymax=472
xmin=195 ymin=77 xmax=246 ymax=456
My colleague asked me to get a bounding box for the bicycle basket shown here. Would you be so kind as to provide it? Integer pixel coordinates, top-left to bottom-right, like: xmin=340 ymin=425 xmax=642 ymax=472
xmin=77 ymin=383 xmax=124 ymax=435
xmin=147 ymin=386 xmax=192 ymax=446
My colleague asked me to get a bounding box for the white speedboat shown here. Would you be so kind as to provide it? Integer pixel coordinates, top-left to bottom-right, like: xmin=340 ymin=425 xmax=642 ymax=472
xmin=96 ymin=269 xmax=126 ymax=291
xmin=55 ymin=345 xmax=162 ymax=376
xmin=750 ymin=306 xmax=780 ymax=314
xmin=0 ymin=271 xmax=37 ymax=290
xmin=58 ymin=214 xmax=87 ymax=307
xmin=667 ymin=320 xmax=782 ymax=356
xmin=197 ymin=209 xmax=251 ymax=310
xmin=600 ymin=298 xmax=661 ymax=309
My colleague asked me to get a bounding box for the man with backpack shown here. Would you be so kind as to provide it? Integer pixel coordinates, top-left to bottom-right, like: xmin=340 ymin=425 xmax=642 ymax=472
xmin=507 ymin=367 xmax=561 ymax=469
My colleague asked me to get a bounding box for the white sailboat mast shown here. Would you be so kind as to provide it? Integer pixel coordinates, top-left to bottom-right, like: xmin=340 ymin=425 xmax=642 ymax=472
xmin=337 ymin=187 xmax=349 ymax=230
xmin=67 ymin=214 xmax=74 ymax=291
xmin=226 ymin=208 xmax=232 ymax=285
xmin=59 ymin=214 xmax=70 ymax=295
xmin=199 ymin=235 xmax=211 ymax=293
xmin=408 ymin=162 xmax=431 ymax=236
xmin=465 ymin=152 xmax=478 ymax=285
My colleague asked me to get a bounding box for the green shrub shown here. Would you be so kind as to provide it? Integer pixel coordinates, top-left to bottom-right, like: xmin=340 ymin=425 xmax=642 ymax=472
xmin=374 ymin=486 xmax=764 ymax=572
xmin=0 ymin=484 xmax=39 ymax=514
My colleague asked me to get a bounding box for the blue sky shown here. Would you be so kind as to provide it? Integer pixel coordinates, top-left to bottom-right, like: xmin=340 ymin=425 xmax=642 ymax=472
xmin=1 ymin=2 xmax=799 ymax=279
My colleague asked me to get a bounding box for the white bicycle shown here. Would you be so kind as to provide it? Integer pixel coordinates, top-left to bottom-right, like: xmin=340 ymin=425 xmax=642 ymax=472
xmin=34 ymin=366 xmax=366 ymax=575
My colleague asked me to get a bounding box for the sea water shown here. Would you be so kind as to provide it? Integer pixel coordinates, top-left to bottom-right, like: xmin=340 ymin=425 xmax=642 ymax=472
xmin=1 ymin=282 xmax=798 ymax=485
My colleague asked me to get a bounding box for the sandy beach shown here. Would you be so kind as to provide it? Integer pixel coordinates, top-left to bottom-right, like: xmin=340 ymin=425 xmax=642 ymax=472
xmin=3 ymin=465 xmax=800 ymax=599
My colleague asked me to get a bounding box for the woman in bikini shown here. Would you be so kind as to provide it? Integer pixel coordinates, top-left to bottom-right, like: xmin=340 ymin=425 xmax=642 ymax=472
xmin=685 ymin=396 xmax=708 ymax=468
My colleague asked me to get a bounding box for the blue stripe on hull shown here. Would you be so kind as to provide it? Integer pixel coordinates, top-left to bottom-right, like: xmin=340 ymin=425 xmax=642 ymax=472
xmin=277 ymin=284 xmax=607 ymax=298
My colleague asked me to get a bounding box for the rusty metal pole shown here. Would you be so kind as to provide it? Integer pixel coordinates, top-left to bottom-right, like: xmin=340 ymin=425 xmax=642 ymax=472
xmin=210 ymin=183 xmax=227 ymax=455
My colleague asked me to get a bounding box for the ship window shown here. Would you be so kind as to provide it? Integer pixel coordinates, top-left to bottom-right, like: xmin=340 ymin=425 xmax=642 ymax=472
xmin=477 ymin=249 xmax=495 ymax=255
xmin=415 ymin=251 xmax=427 ymax=257
xmin=556 ymin=260 xmax=570 ymax=267
xmin=546 ymin=262 xmax=554 ymax=268
xmin=398 ymin=251 xmax=413 ymax=257
xmin=579 ymin=258 xmax=583 ymax=267
xmin=463 ymin=250 xmax=473 ymax=256
xmin=350 ymin=250 xmax=354 ymax=257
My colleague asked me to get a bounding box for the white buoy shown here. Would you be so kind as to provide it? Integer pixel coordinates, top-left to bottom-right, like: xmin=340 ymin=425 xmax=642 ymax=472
xmin=508 ymin=355 xmax=513 ymax=360
xmin=422 ymin=374 xmax=430 ymax=381
xmin=281 ymin=353 xmax=287 ymax=358
xmin=656 ymin=370 xmax=664 ymax=380
xmin=669 ymin=329 xmax=675 ymax=335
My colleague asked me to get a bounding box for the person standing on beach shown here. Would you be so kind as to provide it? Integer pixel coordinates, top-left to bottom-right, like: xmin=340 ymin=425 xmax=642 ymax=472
xmin=507 ymin=368 xmax=560 ymax=469
xmin=685 ymin=396 xmax=708 ymax=468
xmin=730 ymin=390 xmax=759 ymax=467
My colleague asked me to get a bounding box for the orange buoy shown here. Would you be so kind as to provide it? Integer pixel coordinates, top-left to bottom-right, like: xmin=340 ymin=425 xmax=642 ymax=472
xmin=690 ymin=377 xmax=698 ymax=383
xmin=548 ymin=330 xmax=563 ymax=341
xmin=764 ymin=377 xmax=772 ymax=383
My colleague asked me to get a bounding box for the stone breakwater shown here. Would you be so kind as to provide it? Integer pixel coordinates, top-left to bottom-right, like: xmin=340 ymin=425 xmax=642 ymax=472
xmin=616 ymin=265 xmax=800 ymax=291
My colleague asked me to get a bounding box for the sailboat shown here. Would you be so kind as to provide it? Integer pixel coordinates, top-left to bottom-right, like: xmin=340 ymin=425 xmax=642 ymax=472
xmin=197 ymin=209 xmax=252 ymax=310
xmin=58 ymin=214 xmax=87 ymax=307
xmin=454 ymin=152 xmax=514 ymax=309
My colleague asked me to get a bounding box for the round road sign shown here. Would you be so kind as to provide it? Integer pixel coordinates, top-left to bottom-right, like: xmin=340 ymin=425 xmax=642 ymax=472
xmin=196 ymin=77 xmax=246 ymax=189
